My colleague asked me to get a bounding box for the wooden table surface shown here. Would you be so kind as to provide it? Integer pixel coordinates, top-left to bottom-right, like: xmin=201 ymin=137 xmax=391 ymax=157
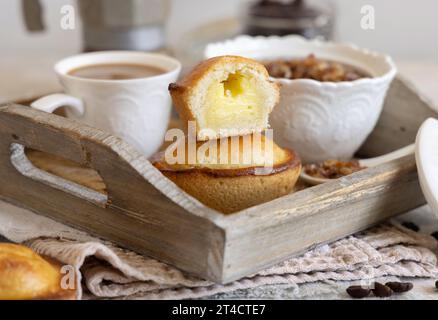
xmin=1 ymin=54 xmax=437 ymax=300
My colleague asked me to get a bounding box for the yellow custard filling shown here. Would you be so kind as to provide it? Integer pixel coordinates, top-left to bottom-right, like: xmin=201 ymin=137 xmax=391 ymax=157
xmin=204 ymin=72 xmax=264 ymax=131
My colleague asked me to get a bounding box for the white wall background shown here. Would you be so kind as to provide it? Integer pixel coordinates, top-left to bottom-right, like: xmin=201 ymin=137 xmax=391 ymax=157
xmin=0 ymin=0 xmax=437 ymax=58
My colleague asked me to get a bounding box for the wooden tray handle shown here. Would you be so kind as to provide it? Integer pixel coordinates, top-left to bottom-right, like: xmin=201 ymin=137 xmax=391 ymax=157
xmin=0 ymin=103 xmax=197 ymax=214
xmin=9 ymin=143 xmax=108 ymax=207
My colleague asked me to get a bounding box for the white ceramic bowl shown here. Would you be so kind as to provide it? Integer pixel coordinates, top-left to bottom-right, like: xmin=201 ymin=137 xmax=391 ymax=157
xmin=205 ymin=35 xmax=397 ymax=163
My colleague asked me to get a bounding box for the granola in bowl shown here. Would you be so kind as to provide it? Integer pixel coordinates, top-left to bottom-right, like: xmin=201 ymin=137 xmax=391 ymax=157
xmin=263 ymin=54 xmax=368 ymax=82
xmin=303 ymin=159 xmax=366 ymax=180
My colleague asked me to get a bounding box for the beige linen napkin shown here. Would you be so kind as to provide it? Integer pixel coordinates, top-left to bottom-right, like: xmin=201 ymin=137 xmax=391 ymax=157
xmin=1 ymin=199 xmax=437 ymax=300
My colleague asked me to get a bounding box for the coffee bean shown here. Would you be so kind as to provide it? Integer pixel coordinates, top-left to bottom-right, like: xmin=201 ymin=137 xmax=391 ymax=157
xmin=372 ymin=282 xmax=393 ymax=297
xmin=385 ymin=282 xmax=413 ymax=293
xmin=346 ymin=285 xmax=371 ymax=299
xmin=431 ymin=231 xmax=438 ymax=241
xmin=401 ymin=221 xmax=420 ymax=232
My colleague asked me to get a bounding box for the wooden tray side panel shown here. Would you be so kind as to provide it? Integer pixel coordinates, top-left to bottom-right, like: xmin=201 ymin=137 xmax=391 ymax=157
xmin=0 ymin=104 xmax=226 ymax=282
xmin=359 ymin=78 xmax=438 ymax=157
xmin=219 ymin=155 xmax=424 ymax=282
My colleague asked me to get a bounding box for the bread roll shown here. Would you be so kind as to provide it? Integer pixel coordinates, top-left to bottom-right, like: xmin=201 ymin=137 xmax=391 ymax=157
xmin=169 ymin=56 xmax=279 ymax=140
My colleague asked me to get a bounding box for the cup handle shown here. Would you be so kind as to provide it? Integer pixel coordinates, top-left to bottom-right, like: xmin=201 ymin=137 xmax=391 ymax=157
xmin=30 ymin=93 xmax=85 ymax=117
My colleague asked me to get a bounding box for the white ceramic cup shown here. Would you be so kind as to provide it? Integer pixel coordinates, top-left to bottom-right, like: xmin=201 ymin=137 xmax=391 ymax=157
xmin=31 ymin=51 xmax=181 ymax=158
xmin=205 ymin=35 xmax=397 ymax=163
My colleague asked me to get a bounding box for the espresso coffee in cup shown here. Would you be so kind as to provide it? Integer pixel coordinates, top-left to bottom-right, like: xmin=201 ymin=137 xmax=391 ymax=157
xmin=68 ymin=63 xmax=167 ymax=81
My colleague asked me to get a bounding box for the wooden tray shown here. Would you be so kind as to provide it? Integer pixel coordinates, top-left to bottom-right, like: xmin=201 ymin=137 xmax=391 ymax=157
xmin=0 ymin=78 xmax=436 ymax=284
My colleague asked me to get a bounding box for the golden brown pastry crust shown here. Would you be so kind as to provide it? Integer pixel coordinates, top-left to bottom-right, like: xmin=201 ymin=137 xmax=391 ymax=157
xmin=152 ymin=135 xmax=301 ymax=213
xmin=150 ymin=134 xmax=300 ymax=176
xmin=169 ymin=55 xmax=280 ymax=138
xmin=154 ymin=147 xmax=299 ymax=177
xmin=161 ymin=164 xmax=300 ymax=214
xmin=0 ymin=243 xmax=76 ymax=300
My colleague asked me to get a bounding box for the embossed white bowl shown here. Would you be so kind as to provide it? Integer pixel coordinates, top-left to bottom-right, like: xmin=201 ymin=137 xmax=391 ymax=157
xmin=205 ymin=35 xmax=397 ymax=163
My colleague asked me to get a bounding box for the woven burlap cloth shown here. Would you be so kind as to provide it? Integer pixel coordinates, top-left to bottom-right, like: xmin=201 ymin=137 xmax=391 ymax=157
xmin=1 ymin=200 xmax=437 ymax=300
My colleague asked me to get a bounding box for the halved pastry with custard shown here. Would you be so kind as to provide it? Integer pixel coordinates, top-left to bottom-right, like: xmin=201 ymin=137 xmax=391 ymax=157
xmin=169 ymin=56 xmax=279 ymax=140
xmin=152 ymin=134 xmax=301 ymax=214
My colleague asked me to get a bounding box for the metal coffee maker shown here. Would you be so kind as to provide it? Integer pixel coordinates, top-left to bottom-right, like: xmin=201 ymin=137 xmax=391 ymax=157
xmin=22 ymin=0 xmax=170 ymax=52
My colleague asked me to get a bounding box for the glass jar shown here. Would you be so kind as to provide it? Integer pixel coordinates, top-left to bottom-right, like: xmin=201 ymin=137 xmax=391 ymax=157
xmin=243 ymin=0 xmax=335 ymax=40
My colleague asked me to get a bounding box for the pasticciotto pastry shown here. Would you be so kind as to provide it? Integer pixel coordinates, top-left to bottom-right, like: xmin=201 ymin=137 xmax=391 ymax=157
xmin=0 ymin=243 xmax=76 ymax=300
xmin=169 ymin=55 xmax=279 ymax=140
xmin=152 ymin=134 xmax=301 ymax=214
